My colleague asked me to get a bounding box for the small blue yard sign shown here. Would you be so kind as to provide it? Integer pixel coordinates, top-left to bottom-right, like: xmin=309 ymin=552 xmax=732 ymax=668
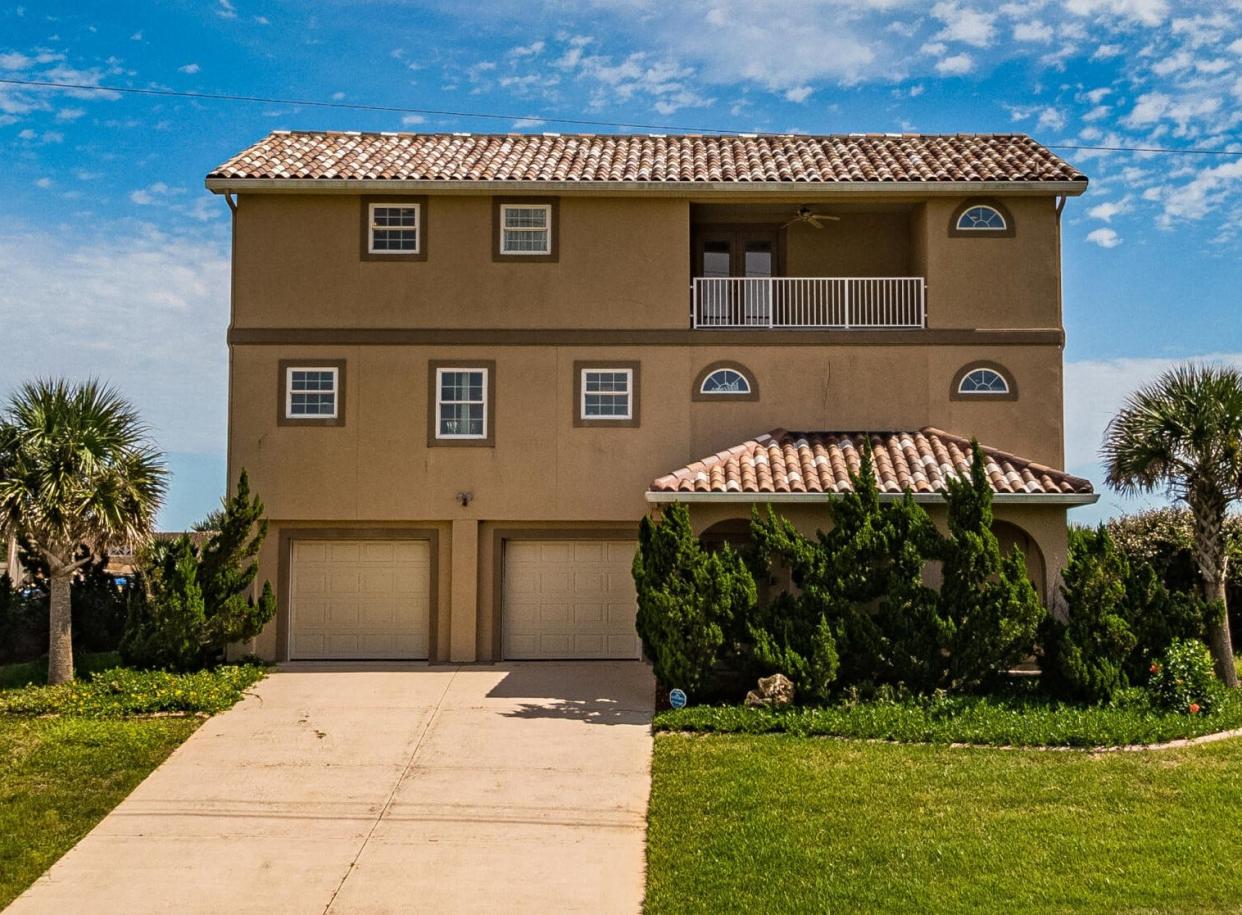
xmin=669 ymin=688 xmax=688 ymax=709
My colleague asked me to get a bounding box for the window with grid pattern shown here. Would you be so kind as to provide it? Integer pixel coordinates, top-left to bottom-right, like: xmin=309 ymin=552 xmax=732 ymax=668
xmin=500 ymin=204 xmax=551 ymax=254
xmin=955 ymin=205 xmax=1006 ymax=232
xmin=286 ymin=368 xmax=338 ymax=418
xmin=369 ymin=203 xmax=420 ymax=253
xmin=581 ymin=369 xmax=632 ymax=419
xmin=957 ymin=367 xmax=1010 ymax=394
xmin=700 ymin=368 xmax=752 ymax=394
xmin=437 ymin=368 xmax=487 ymax=438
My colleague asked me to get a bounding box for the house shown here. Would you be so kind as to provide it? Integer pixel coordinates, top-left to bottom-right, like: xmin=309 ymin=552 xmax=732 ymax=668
xmin=205 ymin=131 xmax=1096 ymax=664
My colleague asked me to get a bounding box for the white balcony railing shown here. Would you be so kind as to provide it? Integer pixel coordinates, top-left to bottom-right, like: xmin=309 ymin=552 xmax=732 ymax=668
xmin=691 ymin=277 xmax=926 ymax=329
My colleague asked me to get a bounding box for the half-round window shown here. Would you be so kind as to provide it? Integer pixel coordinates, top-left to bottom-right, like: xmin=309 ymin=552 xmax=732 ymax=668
xmin=957 ymin=367 xmax=1010 ymax=395
xmin=956 ymin=205 xmax=1007 ymax=231
xmin=700 ymin=368 xmax=752 ymax=395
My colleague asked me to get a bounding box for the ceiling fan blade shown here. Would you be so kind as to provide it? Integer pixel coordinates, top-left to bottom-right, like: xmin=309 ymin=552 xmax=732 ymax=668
xmin=780 ymin=217 xmax=801 ymax=229
xmin=807 ymin=216 xmax=825 ymax=229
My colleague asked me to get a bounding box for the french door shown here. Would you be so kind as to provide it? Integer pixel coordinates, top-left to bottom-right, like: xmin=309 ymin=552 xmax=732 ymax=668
xmin=694 ymin=229 xmax=779 ymax=326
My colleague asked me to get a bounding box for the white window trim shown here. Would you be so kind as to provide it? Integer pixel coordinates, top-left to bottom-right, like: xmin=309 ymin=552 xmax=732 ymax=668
xmin=435 ymin=367 xmax=489 ymax=439
xmin=580 ymin=367 xmax=633 ymax=421
xmin=368 ymin=202 xmax=421 ymax=255
xmin=499 ymin=203 xmax=552 ymax=255
xmin=699 ymin=369 xmax=752 ymax=395
xmin=957 ymin=368 xmax=1010 ymax=395
xmin=285 ymin=366 xmax=339 ymax=419
xmin=955 ymin=205 xmax=1007 ymax=232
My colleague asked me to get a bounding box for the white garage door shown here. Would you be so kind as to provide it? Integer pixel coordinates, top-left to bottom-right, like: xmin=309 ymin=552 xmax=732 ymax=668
xmin=290 ymin=539 xmax=431 ymax=660
xmin=502 ymin=539 xmax=640 ymax=660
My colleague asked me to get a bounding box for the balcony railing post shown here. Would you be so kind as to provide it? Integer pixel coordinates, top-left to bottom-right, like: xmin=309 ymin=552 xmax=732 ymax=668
xmin=844 ymin=280 xmax=852 ymax=329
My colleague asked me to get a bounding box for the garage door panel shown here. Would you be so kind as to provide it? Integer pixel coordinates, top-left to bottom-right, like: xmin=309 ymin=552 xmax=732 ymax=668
xmin=291 ymin=539 xmax=431 ymax=660
xmin=502 ymin=539 xmax=640 ymax=660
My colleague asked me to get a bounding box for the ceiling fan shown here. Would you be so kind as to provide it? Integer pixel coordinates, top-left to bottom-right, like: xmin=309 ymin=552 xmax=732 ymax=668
xmin=781 ymin=205 xmax=841 ymax=230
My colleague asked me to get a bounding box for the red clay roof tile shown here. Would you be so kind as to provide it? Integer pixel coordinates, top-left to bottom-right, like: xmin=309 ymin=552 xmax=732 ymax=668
xmin=208 ymin=132 xmax=1086 ymax=185
xmin=649 ymin=428 xmax=1093 ymax=497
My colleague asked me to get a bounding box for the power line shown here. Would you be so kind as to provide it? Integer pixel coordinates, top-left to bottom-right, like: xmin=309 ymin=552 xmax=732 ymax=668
xmin=0 ymin=77 xmax=735 ymax=134
xmin=3 ymin=76 xmax=1240 ymax=157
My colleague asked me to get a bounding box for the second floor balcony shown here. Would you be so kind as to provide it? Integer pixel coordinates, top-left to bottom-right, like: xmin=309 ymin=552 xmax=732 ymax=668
xmin=691 ymin=202 xmax=926 ymax=331
xmin=691 ymin=276 xmax=926 ymax=329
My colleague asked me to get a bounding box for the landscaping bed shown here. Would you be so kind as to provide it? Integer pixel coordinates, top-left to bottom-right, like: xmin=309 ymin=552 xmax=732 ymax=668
xmin=0 ymin=664 xmax=266 ymax=718
xmin=645 ymin=733 xmax=1242 ymax=914
xmin=654 ymin=688 xmax=1242 ymax=748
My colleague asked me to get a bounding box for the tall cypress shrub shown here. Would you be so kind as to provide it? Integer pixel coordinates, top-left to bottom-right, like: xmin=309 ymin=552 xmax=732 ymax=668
xmin=938 ymin=442 xmax=1046 ymax=691
xmin=1040 ymin=526 xmax=1136 ymax=702
xmin=633 ymin=501 xmax=756 ymax=696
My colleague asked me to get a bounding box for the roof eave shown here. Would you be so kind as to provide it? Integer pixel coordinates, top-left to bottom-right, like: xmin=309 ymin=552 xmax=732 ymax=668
xmin=644 ymin=491 xmax=1099 ymax=506
xmin=203 ymin=177 xmax=1088 ymax=197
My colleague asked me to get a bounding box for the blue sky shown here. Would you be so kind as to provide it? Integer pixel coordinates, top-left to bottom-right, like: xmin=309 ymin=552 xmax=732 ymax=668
xmin=1 ymin=0 xmax=1240 ymax=527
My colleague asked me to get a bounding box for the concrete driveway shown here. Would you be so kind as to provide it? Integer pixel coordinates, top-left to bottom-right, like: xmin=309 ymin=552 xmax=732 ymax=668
xmin=7 ymin=662 xmax=655 ymax=915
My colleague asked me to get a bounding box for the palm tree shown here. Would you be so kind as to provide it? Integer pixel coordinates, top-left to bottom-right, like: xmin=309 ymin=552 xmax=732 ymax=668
xmin=1102 ymin=363 xmax=1242 ymax=688
xmin=0 ymin=380 xmax=166 ymax=684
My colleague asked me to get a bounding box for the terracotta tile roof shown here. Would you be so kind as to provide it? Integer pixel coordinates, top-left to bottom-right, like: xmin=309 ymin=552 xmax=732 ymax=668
xmin=208 ymin=132 xmax=1086 ymax=185
xmin=649 ymin=428 xmax=1094 ymax=497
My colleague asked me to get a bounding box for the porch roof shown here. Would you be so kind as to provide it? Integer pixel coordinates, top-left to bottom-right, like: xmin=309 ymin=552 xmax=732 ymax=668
xmin=646 ymin=428 xmax=1096 ymax=505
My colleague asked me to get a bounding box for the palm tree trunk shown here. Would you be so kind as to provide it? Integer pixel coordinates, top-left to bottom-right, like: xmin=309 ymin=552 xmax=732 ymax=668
xmin=1205 ymin=574 xmax=1238 ymax=688
xmin=1190 ymin=499 xmax=1238 ymax=688
xmin=47 ymin=569 xmax=74 ymax=685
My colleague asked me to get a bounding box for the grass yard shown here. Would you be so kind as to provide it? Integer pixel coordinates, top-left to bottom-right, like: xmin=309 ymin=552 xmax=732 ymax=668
xmin=646 ymin=733 xmax=1242 ymax=914
xmin=0 ymin=716 xmax=199 ymax=908
xmin=0 ymin=662 xmax=265 ymax=906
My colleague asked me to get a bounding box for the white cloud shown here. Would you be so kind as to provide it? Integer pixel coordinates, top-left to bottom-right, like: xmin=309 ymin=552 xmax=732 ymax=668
xmin=1086 ymin=227 xmax=1122 ymax=247
xmin=0 ymin=51 xmax=33 ymax=70
xmin=178 ymin=63 xmax=201 ymax=74
xmin=1091 ymin=43 xmax=1123 ymax=59
xmin=932 ymin=1 xmax=996 ymax=47
xmin=33 ymin=177 xmax=52 ymax=189
xmin=1063 ymin=0 xmax=1168 ymax=27
xmin=1160 ymin=158 xmax=1242 ymax=223
xmin=129 ymin=182 xmax=176 ymax=206
xmin=508 ymin=40 xmax=546 ymax=58
xmin=935 ymin=52 xmax=974 ymax=75
xmin=216 ymin=0 xmax=237 ymax=19
xmin=1087 ymin=198 xmax=1130 ymax=221
xmin=401 ymin=114 xmax=426 ymax=126
xmin=784 ymin=85 xmax=812 ymax=103
xmin=0 ymin=222 xmax=229 ymax=455
xmin=55 ymin=107 xmax=85 ymax=121
xmin=1013 ymin=20 xmax=1053 ymax=42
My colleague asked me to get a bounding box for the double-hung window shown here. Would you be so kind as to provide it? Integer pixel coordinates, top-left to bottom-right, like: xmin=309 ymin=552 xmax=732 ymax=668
xmin=436 ymin=367 xmax=488 ymax=439
xmin=286 ymin=367 xmax=338 ymax=418
xmin=499 ymin=204 xmax=552 ymax=255
xmin=581 ymin=368 xmax=633 ymax=421
xmin=366 ymin=201 xmax=422 ymax=256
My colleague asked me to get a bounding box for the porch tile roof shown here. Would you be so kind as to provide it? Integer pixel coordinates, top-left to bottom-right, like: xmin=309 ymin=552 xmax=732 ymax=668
xmin=208 ymin=132 xmax=1085 ymax=185
xmin=648 ymin=428 xmax=1094 ymax=497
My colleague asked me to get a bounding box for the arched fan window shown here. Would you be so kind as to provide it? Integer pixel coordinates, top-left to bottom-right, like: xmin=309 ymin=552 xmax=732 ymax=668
xmin=700 ymin=368 xmax=752 ymax=395
xmin=955 ymin=204 xmax=1007 ymax=232
xmin=957 ymin=367 xmax=1011 ymax=395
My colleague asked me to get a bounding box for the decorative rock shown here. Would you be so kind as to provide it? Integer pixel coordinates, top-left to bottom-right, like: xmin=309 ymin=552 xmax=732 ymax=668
xmin=744 ymin=673 xmax=795 ymax=708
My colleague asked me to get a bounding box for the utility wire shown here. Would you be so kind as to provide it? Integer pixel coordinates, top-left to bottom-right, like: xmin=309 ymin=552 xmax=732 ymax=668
xmin=3 ymin=76 xmax=1240 ymax=157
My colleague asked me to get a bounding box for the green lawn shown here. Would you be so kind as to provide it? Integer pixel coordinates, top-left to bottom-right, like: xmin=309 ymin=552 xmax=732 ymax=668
xmin=0 ymin=716 xmax=198 ymax=908
xmin=646 ymin=733 xmax=1242 ymax=914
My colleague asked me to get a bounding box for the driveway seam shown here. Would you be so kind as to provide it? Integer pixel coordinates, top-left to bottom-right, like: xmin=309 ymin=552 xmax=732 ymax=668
xmin=320 ymin=664 xmax=462 ymax=915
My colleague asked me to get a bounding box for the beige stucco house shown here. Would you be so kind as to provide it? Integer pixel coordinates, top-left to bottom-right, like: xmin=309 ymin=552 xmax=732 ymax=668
xmin=205 ymin=131 xmax=1095 ymax=663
